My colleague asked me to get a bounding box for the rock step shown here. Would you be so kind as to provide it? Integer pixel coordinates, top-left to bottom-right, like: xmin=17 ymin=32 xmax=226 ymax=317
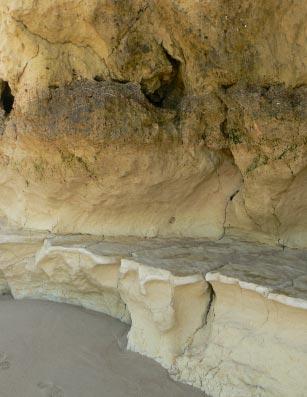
xmin=0 ymin=231 xmax=307 ymax=397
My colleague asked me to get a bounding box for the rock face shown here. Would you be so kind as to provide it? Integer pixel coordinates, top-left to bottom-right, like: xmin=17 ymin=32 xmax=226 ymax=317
xmin=0 ymin=1 xmax=307 ymax=396
xmin=119 ymin=258 xmax=209 ymax=367
xmin=0 ymin=79 xmax=240 ymax=239
xmin=0 ymin=0 xmax=306 ymax=246
xmin=1 ymin=231 xmax=307 ymax=397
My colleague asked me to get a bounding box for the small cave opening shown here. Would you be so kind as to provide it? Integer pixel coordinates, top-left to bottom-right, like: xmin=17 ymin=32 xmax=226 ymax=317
xmin=142 ymin=47 xmax=185 ymax=110
xmin=1 ymin=82 xmax=14 ymax=114
xmin=93 ymin=75 xmax=105 ymax=82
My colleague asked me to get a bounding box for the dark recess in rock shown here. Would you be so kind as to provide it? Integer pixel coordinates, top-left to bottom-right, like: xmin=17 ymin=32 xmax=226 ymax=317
xmin=93 ymin=75 xmax=105 ymax=82
xmin=220 ymin=118 xmax=228 ymax=139
xmin=1 ymin=82 xmax=14 ymax=114
xmin=142 ymin=48 xmax=184 ymax=110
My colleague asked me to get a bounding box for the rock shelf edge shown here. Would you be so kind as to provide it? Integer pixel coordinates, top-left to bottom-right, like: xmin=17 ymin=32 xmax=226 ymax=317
xmin=0 ymin=231 xmax=306 ymax=397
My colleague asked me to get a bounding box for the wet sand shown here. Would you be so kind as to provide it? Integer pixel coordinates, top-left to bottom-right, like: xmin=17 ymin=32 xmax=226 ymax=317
xmin=0 ymin=296 xmax=203 ymax=397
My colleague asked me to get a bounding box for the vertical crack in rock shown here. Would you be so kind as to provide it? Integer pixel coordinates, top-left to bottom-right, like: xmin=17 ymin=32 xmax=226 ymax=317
xmin=197 ymin=282 xmax=215 ymax=333
xmin=181 ymin=282 xmax=216 ymax=356
xmin=220 ymin=188 xmax=240 ymax=240
xmin=169 ymin=282 xmax=217 ymax=394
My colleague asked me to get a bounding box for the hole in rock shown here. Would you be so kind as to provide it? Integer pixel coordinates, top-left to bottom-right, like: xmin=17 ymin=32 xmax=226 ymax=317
xmin=221 ymin=82 xmax=235 ymax=92
xmin=168 ymin=216 xmax=176 ymax=224
xmin=1 ymin=82 xmax=14 ymax=114
xmin=93 ymin=75 xmax=105 ymax=82
xmin=142 ymin=47 xmax=184 ymax=109
xmin=111 ymin=78 xmax=129 ymax=84
xmin=220 ymin=118 xmax=228 ymax=138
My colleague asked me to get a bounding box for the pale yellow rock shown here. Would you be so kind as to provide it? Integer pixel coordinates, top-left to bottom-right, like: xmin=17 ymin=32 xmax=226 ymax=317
xmin=0 ymin=233 xmax=130 ymax=322
xmin=119 ymin=258 xmax=210 ymax=367
xmin=0 ymin=80 xmax=242 ymax=239
xmin=0 ymin=229 xmax=46 ymax=294
xmin=29 ymin=238 xmax=130 ymax=321
xmin=276 ymin=167 xmax=307 ymax=248
xmin=0 ymin=1 xmax=307 ymax=395
xmin=173 ymin=282 xmax=307 ymax=397
xmin=0 ymin=232 xmax=307 ymax=396
xmin=0 ymin=1 xmax=306 ymax=247
xmin=0 ymin=0 xmax=306 ymax=247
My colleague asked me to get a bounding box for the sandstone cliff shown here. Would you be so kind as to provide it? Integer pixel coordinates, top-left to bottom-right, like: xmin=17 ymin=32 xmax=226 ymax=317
xmin=0 ymin=3 xmax=307 ymax=397
xmin=0 ymin=0 xmax=306 ymax=247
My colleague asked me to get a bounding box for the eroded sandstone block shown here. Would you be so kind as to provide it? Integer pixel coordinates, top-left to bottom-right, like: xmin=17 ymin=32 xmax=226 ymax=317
xmin=0 ymin=233 xmax=130 ymax=322
xmin=119 ymin=258 xmax=210 ymax=367
xmin=0 ymin=1 xmax=306 ymax=395
xmin=0 ymin=232 xmax=307 ymax=396
xmin=173 ymin=281 xmax=307 ymax=397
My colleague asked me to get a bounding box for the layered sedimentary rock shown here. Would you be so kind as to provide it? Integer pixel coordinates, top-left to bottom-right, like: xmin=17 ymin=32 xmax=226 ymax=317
xmin=174 ymin=283 xmax=307 ymax=397
xmin=0 ymin=0 xmax=306 ymax=246
xmin=0 ymin=232 xmax=307 ymax=397
xmin=0 ymin=79 xmax=240 ymax=239
xmin=119 ymin=258 xmax=209 ymax=366
xmin=0 ymin=1 xmax=307 ymax=396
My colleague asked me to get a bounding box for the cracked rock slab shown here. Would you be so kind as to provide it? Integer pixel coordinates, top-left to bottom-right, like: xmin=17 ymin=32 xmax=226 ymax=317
xmin=173 ymin=281 xmax=307 ymax=397
xmin=119 ymin=258 xmax=210 ymax=368
xmin=0 ymin=231 xmax=307 ymax=397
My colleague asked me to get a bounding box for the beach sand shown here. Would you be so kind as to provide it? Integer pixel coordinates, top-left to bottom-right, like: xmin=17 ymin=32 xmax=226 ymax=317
xmin=0 ymin=296 xmax=203 ymax=397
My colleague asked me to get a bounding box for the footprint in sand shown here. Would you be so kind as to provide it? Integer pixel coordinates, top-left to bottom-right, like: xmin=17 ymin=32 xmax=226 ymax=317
xmin=0 ymin=353 xmax=10 ymax=370
xmin=37 ymin=382 xmax=65 ymax=397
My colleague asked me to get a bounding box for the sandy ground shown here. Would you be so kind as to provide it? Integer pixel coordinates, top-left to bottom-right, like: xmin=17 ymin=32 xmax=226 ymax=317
xmin=0 ymin=296 xmax=203 ymax=397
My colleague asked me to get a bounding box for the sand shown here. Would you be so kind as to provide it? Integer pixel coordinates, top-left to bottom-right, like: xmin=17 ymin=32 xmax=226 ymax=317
xmin=0 ymin=296 xmax=203 ymax=397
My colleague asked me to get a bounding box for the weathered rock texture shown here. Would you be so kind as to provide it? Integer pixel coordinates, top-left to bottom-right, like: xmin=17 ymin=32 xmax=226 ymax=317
xmin=0 ymin=231 xmax=307 ymax=397
xmin=0 ymin=0 xmax=306 ymax=246
xmin=0 ymin=1 xmax=307 ymax=396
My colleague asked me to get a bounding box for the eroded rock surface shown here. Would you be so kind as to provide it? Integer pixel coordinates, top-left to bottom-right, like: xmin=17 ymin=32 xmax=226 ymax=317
xmin=0 ymin=2 xmax=307 ymax=396
xmin=119 ymin=259 xmax=209 ymax=367
xmin=0 ymin=79 xmax=240 ymax=239
xmin=0 ymin=0 xmax=306 ymax=246
xmin=173 ymin=283 xmax=307 ymax=397
xmin=0 ymin=231 xmax=307 ymax=396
